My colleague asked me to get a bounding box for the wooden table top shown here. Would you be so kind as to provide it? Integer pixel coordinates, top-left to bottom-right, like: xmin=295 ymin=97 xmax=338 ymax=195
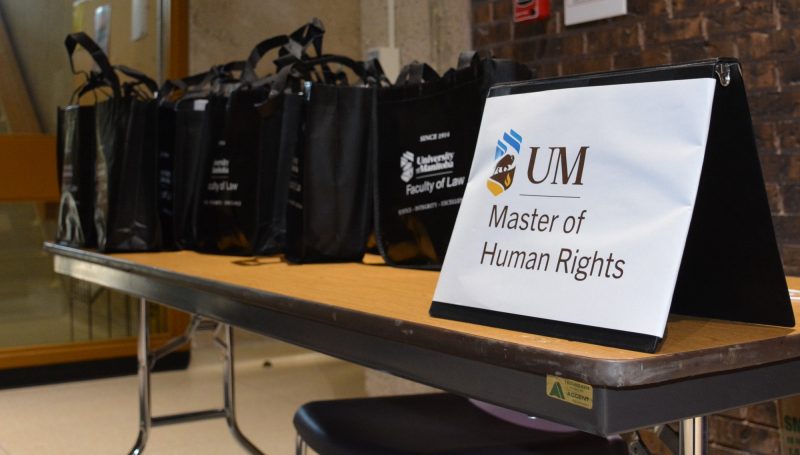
xmin=48 ymin=244 xmax=800 ymax=388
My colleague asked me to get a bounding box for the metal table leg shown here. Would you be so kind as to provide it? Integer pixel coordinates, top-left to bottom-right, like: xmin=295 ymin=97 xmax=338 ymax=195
xmin=221 ymin=324 xmax=264 ymax=453
xmin=129 ymin=298 xmax=151 ymax=455
xmin=679 ymin=416 xmax=707 ymax=455
xmin=127 ymin=300 xmax=266 ymax=454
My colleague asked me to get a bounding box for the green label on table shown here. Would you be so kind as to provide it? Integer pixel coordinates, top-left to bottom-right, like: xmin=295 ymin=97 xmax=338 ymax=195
xmin=546 ymin=375 xmax=593 ymax=409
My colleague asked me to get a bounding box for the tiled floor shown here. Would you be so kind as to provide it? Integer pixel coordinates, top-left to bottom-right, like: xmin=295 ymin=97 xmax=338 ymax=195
xmin=0 ymin=329 xmax=368 ymax=454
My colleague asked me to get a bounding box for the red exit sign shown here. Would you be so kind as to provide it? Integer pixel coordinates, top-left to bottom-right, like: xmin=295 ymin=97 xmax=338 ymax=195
xmin=514 ymin=0 xmax=550 ymax=22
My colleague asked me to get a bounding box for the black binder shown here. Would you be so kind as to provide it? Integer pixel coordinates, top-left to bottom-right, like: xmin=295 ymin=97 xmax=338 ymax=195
xmin=430 ymin=58 xmax=795 ymax=353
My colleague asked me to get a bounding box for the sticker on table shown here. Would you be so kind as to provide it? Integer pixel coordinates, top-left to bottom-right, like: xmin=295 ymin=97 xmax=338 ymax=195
xmin=546 ymin=375 xmax=593 ymax=409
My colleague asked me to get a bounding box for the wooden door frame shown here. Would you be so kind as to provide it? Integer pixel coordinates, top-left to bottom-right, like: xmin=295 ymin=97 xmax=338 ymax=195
xmin=0 ymin=0 xmax=190 ymax=370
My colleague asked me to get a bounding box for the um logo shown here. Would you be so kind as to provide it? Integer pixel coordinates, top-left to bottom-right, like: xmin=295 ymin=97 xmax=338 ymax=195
xmin=527 ymin=146 xmax=589 ymax=185
xmin=487 ymin=129 xmax=522 ymax=196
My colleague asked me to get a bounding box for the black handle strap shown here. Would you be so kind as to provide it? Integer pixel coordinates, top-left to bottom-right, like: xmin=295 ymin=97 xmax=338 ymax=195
xmin=294 ymin=55 xmax=368 ymax=82
xmin=274 ymin=18 xmax=333 ymax=81
xmin=243 ymin=18 xmax=327 ymax=82
xmin=71 ymin=70 xmax=110 ymax=103
xmin=115 ymin=64 xmax=159 ymax=94
xmin=264 ymin=54 xmax=369 ymax=97
xmin=158 ymin=71 xmax=208 ymax=101
xmin=64 ymin=32 xmax=120 ymax=99
xmin=218 ymin=60 xmax=246 ymax=74
xmin=395 ymin=61 xmax=439 ymax=85
xmin=364 ymin=57 xmax=392 ymax=87
xmin=242 ymin=35 xmax=290 ymax=82
xmin=159 ymin=60 xmax=246 ymax=102
xmin=282 ymin=17 xmax=325 ymax=61
xmin=457 ymin=50 xmax=480 ymax=70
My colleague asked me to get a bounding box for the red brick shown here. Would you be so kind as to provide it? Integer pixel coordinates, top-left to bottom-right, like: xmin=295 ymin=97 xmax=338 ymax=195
xmin=766 ymin=182 xmax=785 ymax=213
xmin=586 ymin=24 xmax=641 ymax=54
xmin=749 ymin=91 xmax=800 ymax=119
xmin=719 ymin=408 xmax=749 ymax=419
xmin=783 ymin=183 xmax=800 ymax=214
xmin=640 ymin=46 xmax=672 ymax=66
xmin=778 ymin=59 xmax=800 ymax=87
xmin=747 ymin=403 xmax=779 ymax=427
xmin=737 ymin=31 xmax=795 ymax=61
xmin=472 ymin=29 xmax=486 ymax=50
xmin=646 ymin=16 xmax=704 ymax=45
xmin=489 ymin=44 xmax=514 ymax=59
xmin=742 ymin=60 xmax=779 ymax=91
xmin=512 ymin=38 xmax=548 ymax=63
xmin=492 ymin=0 xmax=513 ymax=21
xmin=627 ymin=0 xmax=669 ymax=17
xmin=737 ymin=32 xmax=772 ymax=59
xmin=705 ymin=3 xmax=778 ymax=35
xmin=614 ymin=47 xmax=674 ymax=70
xmin=562 ymin=33 xmax=584 ymax=55
xmin=778 ymin=0 xmax=800 ymax=19
xmin=533 ymin=61 xmax=560 ymax=78
xmin=514 ymin=17 xmax=555 ymax=39
xmin=709 ymin=415 xmax=781 ymax=454
xmin=774 ymin=214 xmax=800 ymax=241
xmin=673 ymin=0 xmax=738 ymax=17
xmin=560 ymin=55 xmax=613 ymax=76
xmin=777 ymin=120 xmax=800 ymax=153
xmin=701 ymin=36 xmax=739 ymax=58
xmin=759 ymin=153 xmax=786 ymax=181
xmin=753 ymin=122 xmax=778 ymax=154
xmin=474 ymin=22 xmax=512 ymax=48
xmin=789 ymin=154 xmax=800 ymax=181
xmin=614 ymin=51 xmax=645 ymax=70
xmin=541 ymin=37 xmax=566 ymax=58
xmin=473 ymin=0 xmax=493 ymax=25
xmin=670 ymin=40 xmax=714 ymax=63
xmin=782 ymin=244 xmax=800 ymax=270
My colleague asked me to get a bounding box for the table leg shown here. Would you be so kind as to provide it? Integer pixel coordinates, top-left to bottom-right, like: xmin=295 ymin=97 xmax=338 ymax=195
xmin=128 ymin=297 xmax=151 ymax=455
xmin=125 ymin=307 xmax=266 ymax=454
xmin=679 ymin=416 xmax=707 ymax=455
xmin=221 ymin=324 xmax=265 ymax=454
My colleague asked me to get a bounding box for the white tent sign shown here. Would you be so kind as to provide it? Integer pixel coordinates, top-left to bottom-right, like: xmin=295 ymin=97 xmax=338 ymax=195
xmin=430 ymin=61 xmax=794 ymax=352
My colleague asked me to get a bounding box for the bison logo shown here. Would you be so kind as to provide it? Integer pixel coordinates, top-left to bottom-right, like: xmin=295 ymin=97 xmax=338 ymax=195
xmin=487 ymin=129 xmax=522 ymax=196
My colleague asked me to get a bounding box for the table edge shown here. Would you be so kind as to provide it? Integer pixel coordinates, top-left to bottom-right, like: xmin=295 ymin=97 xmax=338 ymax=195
xmin=44 ymin=243 xmax=800 ymax=388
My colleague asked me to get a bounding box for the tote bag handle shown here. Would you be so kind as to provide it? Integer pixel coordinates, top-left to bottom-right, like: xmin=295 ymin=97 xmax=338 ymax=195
xmin=64 ymin=32 xmax=120 ymax=99
xmin=395 ymin=61 xmax=439 ymax=86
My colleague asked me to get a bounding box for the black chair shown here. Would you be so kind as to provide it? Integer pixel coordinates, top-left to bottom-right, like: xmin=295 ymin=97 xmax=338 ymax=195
xmin=293 ymin=393 xmax=628 ymax=454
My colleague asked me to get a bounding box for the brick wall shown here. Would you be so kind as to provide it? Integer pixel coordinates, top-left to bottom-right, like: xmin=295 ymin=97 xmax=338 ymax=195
xmin=472 ymin=0 xmax=800 ymax=277
xmin=472 ymin=1 xmax=795 ymax=453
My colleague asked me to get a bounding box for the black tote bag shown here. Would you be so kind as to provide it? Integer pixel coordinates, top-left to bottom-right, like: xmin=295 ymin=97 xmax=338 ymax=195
xmin=284 ymin=56 xmax=377 ymax=263
xmin=192 ymin=23 xmax=330 ymax=256
xmin=257 ymin=56 xmax=390 ymax=256
xmin=253 ymin=88 xmax=305 ymax=255
xmin=192 ymin=35 xmax=307 ymax=255
xmin=193 ymin=88 xmax=276 ymax=255
xmin=64 ymin=33 xmax=163 ymax=252
xmin=56 ymin=90 xmax=97 ymax=247
xmin=373 ymin=56 xmax=533 ymax=268
xmin=158 ymin=63 xmax=244 ymax=250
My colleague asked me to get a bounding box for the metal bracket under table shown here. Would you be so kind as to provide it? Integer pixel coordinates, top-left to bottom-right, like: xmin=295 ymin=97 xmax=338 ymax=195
xmin=128 ymin=298 xmax=265 ymax=455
